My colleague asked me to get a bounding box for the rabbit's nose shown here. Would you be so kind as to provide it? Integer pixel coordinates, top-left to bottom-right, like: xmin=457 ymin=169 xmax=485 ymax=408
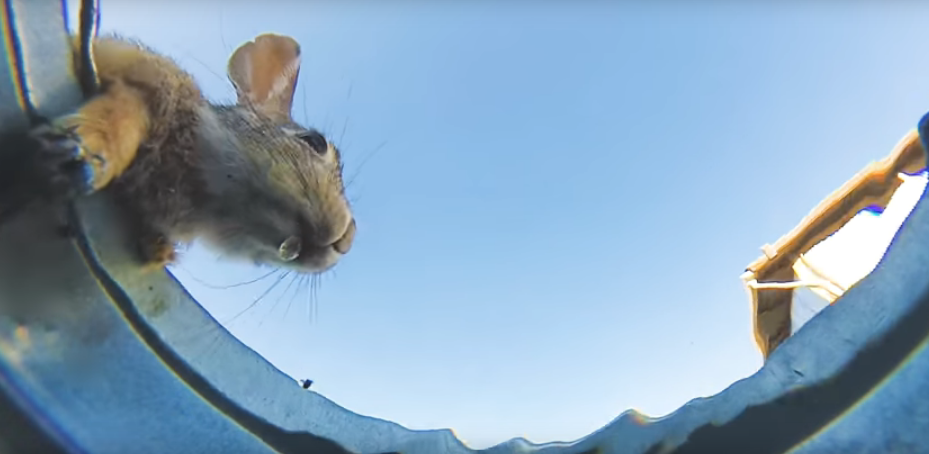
xmin=332 ymin=218 xmax=355 ymax=254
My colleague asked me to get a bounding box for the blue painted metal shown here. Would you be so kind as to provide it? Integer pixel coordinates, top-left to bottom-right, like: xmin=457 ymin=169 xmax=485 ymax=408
xmin=0 ymin=1 xmax=928 ymax=453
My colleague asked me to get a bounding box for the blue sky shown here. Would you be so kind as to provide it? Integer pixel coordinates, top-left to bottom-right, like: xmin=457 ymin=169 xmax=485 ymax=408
xmin=71 ymin=1 xmax=929 ymax=448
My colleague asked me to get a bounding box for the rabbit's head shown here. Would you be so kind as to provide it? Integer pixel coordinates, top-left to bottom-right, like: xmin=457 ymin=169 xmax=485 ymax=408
xmin=197 ymin=34 xmax=355 ymax=273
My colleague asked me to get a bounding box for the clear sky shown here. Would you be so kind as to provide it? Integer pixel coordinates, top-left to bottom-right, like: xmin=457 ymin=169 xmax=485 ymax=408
xmin=69 ymin=1 xmax=929 ymax=449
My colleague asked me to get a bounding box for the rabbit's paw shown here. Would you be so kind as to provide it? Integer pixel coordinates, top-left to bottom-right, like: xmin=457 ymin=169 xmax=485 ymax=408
xmin=29 ymin=118 xmax=108 ymax=199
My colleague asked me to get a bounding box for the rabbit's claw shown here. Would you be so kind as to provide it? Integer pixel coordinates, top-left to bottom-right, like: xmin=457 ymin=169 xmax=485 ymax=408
xmin=29 ymin=121 xmax=106 ymax=199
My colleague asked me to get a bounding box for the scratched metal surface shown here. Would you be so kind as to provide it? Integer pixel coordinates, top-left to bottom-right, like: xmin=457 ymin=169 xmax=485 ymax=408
xmin=1 ymin=1 xmax=929 ymax=453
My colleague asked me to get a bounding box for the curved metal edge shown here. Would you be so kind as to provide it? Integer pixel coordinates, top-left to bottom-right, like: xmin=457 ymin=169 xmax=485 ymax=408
xmin=2 ymin=1 xmax=929 ymax=452
xmin=0 ymin=0 xmax=85 ymax=453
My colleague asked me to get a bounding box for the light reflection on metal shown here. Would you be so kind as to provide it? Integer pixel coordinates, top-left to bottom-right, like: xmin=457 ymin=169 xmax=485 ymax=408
xmin=744 ymin=129 xmax=927 ymax=360
xmin=0 ymin=1 xmax=928 ymax=453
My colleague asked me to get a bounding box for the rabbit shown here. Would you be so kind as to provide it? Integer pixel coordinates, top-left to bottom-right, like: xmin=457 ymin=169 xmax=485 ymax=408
xmin=17 ymin=33 xmax=356 ymax=273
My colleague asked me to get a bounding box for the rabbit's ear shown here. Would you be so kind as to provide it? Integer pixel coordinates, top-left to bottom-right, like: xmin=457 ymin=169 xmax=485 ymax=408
xmin=227 ymin=34 xmax=301 ymax=121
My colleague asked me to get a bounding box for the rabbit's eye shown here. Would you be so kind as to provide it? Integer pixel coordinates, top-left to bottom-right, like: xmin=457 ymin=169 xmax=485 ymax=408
xmin=297 ymin=130 xmax=329 ymax=155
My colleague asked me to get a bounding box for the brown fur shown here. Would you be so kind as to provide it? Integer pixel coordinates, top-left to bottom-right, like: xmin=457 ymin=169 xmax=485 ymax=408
xmin=63 ymin=35 xmax=205 ymax=266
